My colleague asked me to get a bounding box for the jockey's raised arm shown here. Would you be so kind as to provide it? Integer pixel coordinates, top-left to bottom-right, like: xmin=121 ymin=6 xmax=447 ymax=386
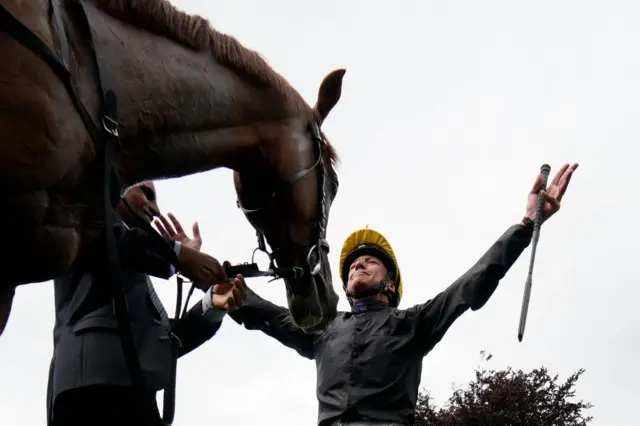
xmin=407 ymin=222 xmax=534 ymax=356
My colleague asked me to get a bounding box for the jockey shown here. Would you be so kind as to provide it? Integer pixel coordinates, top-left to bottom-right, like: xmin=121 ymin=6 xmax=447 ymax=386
xmin=229 ymin=163 xmax=578 ymax=426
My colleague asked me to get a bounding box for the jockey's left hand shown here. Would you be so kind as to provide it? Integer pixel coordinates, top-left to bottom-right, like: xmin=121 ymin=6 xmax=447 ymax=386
xmin=524 ymin=163 xmax=579 ymax=224
xmin=154 ymin=212 xmax=202 ymax=252
xmin=211 ymin=274 xmax=248 ymax=311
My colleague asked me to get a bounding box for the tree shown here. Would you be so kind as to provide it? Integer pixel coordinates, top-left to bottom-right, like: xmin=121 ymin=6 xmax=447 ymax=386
xmin=415 ymin=351 xmax=593 ymax=426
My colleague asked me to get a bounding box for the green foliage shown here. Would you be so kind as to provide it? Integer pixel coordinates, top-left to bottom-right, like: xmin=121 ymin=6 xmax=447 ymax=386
xmin=415 ymin=351 xmax=593 ymax=426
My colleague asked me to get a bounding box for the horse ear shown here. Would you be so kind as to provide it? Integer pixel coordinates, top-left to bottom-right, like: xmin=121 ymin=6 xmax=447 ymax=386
xmin=314 ymin=68 xmax=346 ymax=124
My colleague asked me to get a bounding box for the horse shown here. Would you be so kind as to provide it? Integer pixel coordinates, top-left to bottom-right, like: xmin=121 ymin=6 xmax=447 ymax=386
xmin=0 ymin=0 xmax=344 ymax=337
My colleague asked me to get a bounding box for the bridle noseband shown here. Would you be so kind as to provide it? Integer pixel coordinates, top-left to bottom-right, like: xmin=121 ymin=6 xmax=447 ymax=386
xmin=229 ymin=122 xmax=330 ymax=282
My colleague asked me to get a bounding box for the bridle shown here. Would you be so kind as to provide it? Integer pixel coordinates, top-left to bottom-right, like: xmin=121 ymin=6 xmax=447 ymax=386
xmin=225 ymin=122 xmax=331 ymax=282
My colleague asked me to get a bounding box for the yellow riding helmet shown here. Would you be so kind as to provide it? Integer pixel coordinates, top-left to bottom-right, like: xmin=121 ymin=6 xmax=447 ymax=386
xmin=339 ymin=226 xmax=403 ymax=307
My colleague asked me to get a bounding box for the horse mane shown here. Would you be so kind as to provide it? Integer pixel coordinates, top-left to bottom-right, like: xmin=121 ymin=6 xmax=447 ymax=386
xmin=93 ymin=0 xmax=338 ymax=165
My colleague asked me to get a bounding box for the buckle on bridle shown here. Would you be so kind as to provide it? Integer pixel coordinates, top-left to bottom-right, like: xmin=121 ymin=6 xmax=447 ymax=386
xmin=272 ymin=266 xmax=304 ymax=281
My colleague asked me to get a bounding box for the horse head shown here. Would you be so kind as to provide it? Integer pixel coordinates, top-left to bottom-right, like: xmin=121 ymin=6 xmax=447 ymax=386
xmin=233 ymin=69 xmax=345 ymax=334
xmin=0 ymin=0 xmax=347 ymax=337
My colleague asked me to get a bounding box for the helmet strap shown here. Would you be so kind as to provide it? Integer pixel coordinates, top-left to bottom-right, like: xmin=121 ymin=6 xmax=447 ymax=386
xmin=345 ymin=273 xmax=395 ymax=304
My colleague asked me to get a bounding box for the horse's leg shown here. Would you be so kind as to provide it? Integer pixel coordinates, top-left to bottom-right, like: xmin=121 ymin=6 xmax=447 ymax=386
xmin=0 ymin=286 xmax=16 ymax=337
xmin=0 ymin=191 xmax=83 ymax=338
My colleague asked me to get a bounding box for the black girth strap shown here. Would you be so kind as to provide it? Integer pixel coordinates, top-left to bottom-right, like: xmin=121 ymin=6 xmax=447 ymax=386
xmin=74 ymin=0 xmax=181 ymax=420
xmin=50 ymin=0 xmax=70 ymax=69
xmin=1 ymin=2 xmax=168 ymax=423
xmin=100 ymin=91 xmax=158 ymax=419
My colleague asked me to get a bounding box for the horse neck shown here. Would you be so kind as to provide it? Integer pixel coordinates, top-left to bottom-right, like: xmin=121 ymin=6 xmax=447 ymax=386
xmin=79 ymin=4 xmax=306 ymax=185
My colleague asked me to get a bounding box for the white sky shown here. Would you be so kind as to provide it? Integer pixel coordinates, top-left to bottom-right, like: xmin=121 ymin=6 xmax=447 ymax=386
xmin=1 ymin=0 xmax=639 ymax=425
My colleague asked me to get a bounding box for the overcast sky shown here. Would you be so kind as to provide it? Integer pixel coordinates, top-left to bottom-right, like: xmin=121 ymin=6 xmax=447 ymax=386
xmin=1 ymin=0 xmax=639 ymax=425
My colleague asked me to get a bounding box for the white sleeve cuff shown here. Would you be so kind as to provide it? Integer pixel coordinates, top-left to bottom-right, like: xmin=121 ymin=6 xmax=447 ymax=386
xmin=201 ymin=286 xmax=227 ymax=324
xmin=202 ymin=286 xmax=213 ymax=311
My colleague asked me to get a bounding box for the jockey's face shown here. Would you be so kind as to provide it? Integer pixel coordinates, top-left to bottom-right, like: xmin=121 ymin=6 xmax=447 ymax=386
xmin=346 ymin=254 xmax=394 ymax=297
xmin=117 ymin=182 xmax=161 ymax=228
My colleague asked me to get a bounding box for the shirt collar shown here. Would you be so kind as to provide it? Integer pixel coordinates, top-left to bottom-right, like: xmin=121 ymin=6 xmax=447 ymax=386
xmin=351 ymin=299 xmax=388 ymax=313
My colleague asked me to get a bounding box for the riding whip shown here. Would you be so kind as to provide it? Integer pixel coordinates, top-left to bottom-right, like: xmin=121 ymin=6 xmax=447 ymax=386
xmin=517 ymin=164 xmax=551 ymax=342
